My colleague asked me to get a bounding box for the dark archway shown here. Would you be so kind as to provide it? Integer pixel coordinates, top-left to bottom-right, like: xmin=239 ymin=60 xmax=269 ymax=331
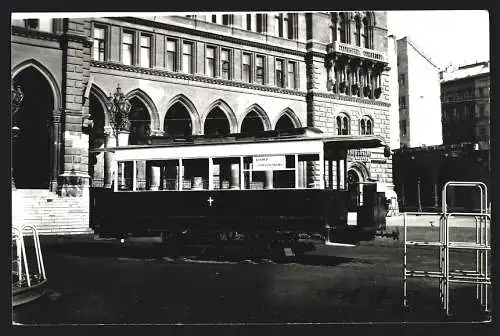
xmin=275 ymin=114 xmax=295 ymax=131
xmin=204 ymin=107 xmax=230 ymax=136
xmin=241 ymin=110 xmax=265 ymax=133
xmin=129 ymin=97 xmax=151 ymax=145
xmin=347 ymin=169 xmax=361 ymax=210
xmin=164 ymin=102 xmax=192 ymax=136
xmin=129 ymin=97 xmax=151 ymax=190
xmin=12 ymin=67 xmax=54 ymax=189
xmin=88 ymin=94 xmax=106 ymax=187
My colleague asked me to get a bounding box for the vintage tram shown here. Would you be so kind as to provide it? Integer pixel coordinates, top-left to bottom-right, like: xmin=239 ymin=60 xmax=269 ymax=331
xmin=90 ymin=127 xmax=390 ymax=250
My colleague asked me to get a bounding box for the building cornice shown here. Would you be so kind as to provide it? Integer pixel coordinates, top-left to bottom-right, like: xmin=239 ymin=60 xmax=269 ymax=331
xmin=112 ymin=17 xmax=307 ymax=57
xmin=11 ymin=25 xmax=60 ymax=42
xmin=90 ymin=60 xmax=308 ymax=97
xmin=11 ymin=25 xmax=93 ymax=47
xmin=307 ymin=91 xmax=391 ymax=107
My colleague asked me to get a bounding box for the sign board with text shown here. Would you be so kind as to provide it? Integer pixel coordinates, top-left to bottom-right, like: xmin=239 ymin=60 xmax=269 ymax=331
xmin=253 ymin=155 xmax=286 ymax=171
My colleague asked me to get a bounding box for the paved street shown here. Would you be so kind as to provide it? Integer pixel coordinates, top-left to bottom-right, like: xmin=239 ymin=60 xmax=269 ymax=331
xmin=12 ymin=221 xmax=491 ymax=326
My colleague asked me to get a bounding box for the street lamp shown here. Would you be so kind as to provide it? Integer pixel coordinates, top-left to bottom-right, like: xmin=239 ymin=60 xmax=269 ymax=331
xmin=106 ymin=84 xmax=132 ymax=145
xmin=11 ymin=84 xmax=24 ymax=190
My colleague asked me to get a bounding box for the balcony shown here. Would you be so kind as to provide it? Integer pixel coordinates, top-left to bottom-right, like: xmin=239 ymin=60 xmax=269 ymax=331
xmin=327 ymin=41 xmax=387 ymax=63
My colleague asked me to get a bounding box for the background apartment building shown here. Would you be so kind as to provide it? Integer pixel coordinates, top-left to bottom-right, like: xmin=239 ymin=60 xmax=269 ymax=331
xmin=397 ymin=36 xmax=442 ymax=148
xmin=440 ymin=61 xmax=490 ymax=150
xmin=11 ymin=12 xmax=393 ymax=234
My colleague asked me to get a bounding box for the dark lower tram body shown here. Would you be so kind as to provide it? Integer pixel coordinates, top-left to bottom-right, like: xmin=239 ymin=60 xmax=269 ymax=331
xmin=90 ymin=188 xmax=386 ymax=250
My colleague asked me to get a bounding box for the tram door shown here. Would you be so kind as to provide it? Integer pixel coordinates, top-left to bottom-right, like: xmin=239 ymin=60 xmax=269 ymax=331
xmin=347 ymin=170 xmax=361 ymax=212
xmin=358 ymin=183 xmax=387 ymax=230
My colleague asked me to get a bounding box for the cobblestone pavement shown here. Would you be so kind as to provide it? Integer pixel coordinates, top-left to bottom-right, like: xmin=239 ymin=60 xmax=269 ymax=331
xmin=11 ymin=231 xmax=491 ymax=328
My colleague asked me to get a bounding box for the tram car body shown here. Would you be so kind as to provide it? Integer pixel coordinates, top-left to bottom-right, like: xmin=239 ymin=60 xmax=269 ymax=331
xmin=90 ymin=128 xmax=389 ymax=246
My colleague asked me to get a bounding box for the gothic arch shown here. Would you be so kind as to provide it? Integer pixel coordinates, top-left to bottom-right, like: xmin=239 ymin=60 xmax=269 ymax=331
xmin=364 ymin=11 xmax=376 ymax=26
xmin=11 ymin=58 xmax=62 ymax=114
xmin=203 ymin=99 xmax=238 ymax=133
xmin=90 ymin=84 xmax=112 ymax=125
xmin=348 ymin=161 xmax=371 ymax=182
xmin=125 ymin=88 xmax=160 ymax=131
xmin=165 ymin=94 xmax=201 ymax=134
xmin=239 ymin=103 xmax=272 ymax=132
xmin=274 ymin=108 xmax=302 ymax=129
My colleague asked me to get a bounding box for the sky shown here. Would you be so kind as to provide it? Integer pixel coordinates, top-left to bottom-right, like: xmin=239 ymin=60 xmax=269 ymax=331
xmin=386 ymin=10 xmax=490 ymax=70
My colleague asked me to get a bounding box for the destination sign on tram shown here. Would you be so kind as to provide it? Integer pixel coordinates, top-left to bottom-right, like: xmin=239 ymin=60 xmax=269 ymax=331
xmin=253 ymin=155 xmax=286 ymax=171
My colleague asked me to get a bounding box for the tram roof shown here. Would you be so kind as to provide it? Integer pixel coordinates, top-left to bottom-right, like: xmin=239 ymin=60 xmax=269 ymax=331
xmin=95 ymin=128 xmax=386 ymax=151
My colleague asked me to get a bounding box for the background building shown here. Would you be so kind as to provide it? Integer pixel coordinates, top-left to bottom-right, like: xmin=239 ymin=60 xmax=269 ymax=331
xmin=440 ymin=61 xmax=490 ymax=150
xmin=397 ymin=36 xmax=442 ymax=148
xmin=392 ymin=61 xmax=490 ymax=212
xmin=11 ymin=12 xmax=393 ymax=234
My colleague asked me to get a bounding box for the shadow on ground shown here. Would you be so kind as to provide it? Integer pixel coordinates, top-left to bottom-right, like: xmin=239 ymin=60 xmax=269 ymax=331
xmin=41 ymin=240 xmax=355 ymax=266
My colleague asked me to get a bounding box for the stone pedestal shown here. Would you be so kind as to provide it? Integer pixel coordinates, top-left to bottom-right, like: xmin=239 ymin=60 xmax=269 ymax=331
xmin=117 ymin=131 xmax=130 ymax=147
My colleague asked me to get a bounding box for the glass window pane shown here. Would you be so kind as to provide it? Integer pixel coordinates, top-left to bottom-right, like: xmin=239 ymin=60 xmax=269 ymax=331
xmin=206 ymin=47 xmax=215 ymax=59
xmin=167 ymin=40 xmax=176 ymax=52
xmin=123 ymin=32 xmax=133 ymax=44
xmin=221 ymin=49 xmax=229 ymax=61
xmin=94 ymin=27 xmax=104 ymax=39
xmin=256 ymin=56 xmax=263 ymax=67
xmin=140 ymin=35 xmax=150 ymax=47
xmin=183 ymin=43 xmax=192 ymax=55
xmin=140 ymin=49 xmax=150 ymax=67
xmin=243 ymin=53 xmax=250 ymax=65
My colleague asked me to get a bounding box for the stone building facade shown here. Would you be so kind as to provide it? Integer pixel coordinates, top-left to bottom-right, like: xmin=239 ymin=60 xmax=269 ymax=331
xmin=11 ymin=12 xmax=392 ymax=234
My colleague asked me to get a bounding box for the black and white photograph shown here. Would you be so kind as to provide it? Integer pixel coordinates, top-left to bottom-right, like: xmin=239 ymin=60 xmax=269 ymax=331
xmin=10 ymin=9 xmax=491 ymax=330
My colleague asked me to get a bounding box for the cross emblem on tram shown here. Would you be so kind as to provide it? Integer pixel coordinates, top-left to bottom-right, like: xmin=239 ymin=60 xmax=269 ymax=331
xmin=207 ymin=196 xmax=214 ymax=207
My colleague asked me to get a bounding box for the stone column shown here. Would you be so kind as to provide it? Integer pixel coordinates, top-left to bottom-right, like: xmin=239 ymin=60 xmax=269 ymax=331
xmin=334 ymin=63 xmax=340 ymax=93
xmin=264 ymin=171 xmax=273 ymax=189
xmin=50 ymin=110 xmax=62 ymax=192
xmin=103 ymin=127 xmax=115 ymax=188
xmin=230 ymin=163 xmax=240 ymax=189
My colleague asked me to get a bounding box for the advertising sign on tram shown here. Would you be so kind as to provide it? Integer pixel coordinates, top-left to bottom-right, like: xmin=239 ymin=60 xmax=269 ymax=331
xmin=253 ymin=155 xmax=286 ymax=171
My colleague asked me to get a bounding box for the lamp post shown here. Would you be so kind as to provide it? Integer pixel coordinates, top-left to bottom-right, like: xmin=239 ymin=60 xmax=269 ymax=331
xmin=11 ymin=84 xmax=24 ymax=190
xmin=106 ymin=84 xmax=132 ymax=146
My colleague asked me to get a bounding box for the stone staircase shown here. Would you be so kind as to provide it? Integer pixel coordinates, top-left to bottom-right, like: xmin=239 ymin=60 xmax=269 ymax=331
xmin=12 ymin=189 xmax=93 ymax=236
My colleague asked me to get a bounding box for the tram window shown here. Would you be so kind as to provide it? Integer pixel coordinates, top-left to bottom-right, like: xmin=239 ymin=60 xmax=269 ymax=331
xmin=297 ymin=154 xmax=320 ymax=189
xmin=212 ymin=158 xmax=238 ymax=190
xmin=161 ymin=160 xmax=180 ymax=190
xmin=117 ymin=161 xmax=134 ymax=191
xmin=183 ymin=159 xmax=209 ymax=190
xmin=242 ymin=155 xmax=297 ymax=189
xmin=136 ymin=160 xmax=147 ymax=190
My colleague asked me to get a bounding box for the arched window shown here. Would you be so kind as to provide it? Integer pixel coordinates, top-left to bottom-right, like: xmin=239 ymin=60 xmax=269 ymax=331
xmin=336 ymin=113 xmax=350 ymax=135
xmin=338 ymin=13 xmax=347 ymax=43
xmin=354 ymin=15 xmax=362 ymax=47
xmin=360 ymin=116 xmax=373 ymax=135
xmin=362 ymin=14 xmax=374 ymax=49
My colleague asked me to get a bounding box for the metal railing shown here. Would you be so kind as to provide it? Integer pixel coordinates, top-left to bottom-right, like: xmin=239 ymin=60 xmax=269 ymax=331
xmin=403 ymin=181 xmax=491 ymax=317
xmin=12 ymin=224 xmax=47 ymax=289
